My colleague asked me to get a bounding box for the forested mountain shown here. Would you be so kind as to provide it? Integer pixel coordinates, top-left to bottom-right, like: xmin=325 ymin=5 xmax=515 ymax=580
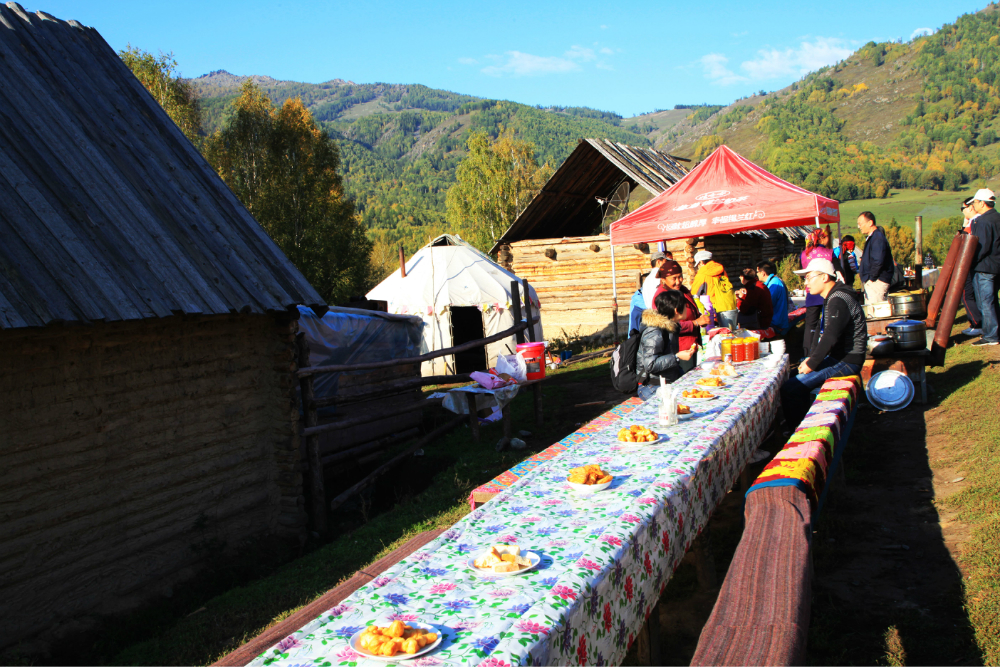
xmin=190 ymin=4 xmax=1000 ymax=253
xmin=191 ymin=72 xmax=649 ymax=252
xmin=653 ymin=4 xmax=1000 ymax=201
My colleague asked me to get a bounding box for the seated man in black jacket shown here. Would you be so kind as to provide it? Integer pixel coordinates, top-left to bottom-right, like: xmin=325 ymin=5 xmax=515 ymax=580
xmin=780 ymin=258 xmax=868 ymax=428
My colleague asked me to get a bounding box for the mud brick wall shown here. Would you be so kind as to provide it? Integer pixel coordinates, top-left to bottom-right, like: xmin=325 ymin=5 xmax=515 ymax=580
xmin=0 ymin=313 xmax=303 ymax=647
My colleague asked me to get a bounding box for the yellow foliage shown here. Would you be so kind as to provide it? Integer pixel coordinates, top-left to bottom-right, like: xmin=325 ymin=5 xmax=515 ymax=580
xmin=807 ymin=90 xmax=827 ymax=104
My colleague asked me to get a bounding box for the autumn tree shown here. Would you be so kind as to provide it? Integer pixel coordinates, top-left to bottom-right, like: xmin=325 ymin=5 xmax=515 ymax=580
xmin=884 ymin=217 xmax=916 ymax=268
xmin=445 ymin=129 xmax=551 ymax=253
xmin=206 ymin=81 xmax=372 ymax=304
xmin=119 ymin=46 xmax=202 ymax=146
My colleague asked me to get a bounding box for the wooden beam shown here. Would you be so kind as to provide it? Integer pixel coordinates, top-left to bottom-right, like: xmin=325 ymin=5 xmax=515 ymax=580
xmin=297 ymin=333 xmax=328 ymax=536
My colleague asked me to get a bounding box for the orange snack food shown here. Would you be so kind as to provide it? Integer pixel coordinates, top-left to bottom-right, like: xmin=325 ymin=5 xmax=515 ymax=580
xmin=616 ymin=424 xmax=659 ymax=443
xmin=682 ymin=389 xmax=714 ymax=399
xmin=568 ymin=463 xmax=613 ymax=484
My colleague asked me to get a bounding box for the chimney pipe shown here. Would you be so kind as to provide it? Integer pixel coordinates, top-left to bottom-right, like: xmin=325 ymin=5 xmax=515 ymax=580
xmin=399 ymin=244 xmax=406 ymax=278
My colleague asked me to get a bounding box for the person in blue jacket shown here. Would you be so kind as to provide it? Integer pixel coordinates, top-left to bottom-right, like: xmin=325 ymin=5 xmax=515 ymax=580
xmin=756 ymin=260 xmax=790 ymax=336
xmin=857 ymin=211 xmax=894 ymax=303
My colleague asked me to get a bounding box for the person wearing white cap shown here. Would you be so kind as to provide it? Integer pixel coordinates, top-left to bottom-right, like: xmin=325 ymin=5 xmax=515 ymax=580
xmin=969 ymin=188 xmax=1000 ymax=346
xmin=960 ymin=195 xmax=983 ymax=336
xmin=779 ymin=258 xmax=868 ymax=428
xmin=690 ymin=249 xmax=739 ymax=330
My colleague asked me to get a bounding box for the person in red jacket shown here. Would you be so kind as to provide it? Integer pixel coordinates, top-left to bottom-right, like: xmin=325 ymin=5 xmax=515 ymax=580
xmin=652 ymin=260 xmax=709 ymax=372
xmin=735 ymin=267 xmax=774 ymax=330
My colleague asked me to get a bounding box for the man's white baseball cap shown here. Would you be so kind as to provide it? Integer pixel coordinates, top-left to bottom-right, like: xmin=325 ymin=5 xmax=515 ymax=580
xmin=793 ymin=258 xmax=837 ymax=277
xmin=973 ymin=188 xmax=996 ymax=202
xmin=693 ymin=250 xmax=713 ymax=263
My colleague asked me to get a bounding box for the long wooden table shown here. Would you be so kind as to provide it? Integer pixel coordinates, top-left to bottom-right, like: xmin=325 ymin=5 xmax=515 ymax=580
xmin=249 ymin=356 xmax=788 ymax=667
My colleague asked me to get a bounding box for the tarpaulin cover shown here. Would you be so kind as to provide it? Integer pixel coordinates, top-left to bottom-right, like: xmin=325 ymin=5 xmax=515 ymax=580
xmin=610 ymin=145 xmax=839 ymax=244
xmin=296 ymin=305 xmax=423 ymax=417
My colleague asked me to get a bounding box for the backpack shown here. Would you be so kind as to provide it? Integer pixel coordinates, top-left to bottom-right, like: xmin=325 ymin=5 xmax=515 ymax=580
xmin=609 ymin=329 xmax=645 ymax=393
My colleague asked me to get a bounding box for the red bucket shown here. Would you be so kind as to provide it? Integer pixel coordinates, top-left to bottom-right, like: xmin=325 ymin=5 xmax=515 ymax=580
xmin=516 ymin=342 xmax=546 ymax=381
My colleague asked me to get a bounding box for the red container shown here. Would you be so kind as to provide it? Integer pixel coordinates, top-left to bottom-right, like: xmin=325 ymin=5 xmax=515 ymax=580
xmin=733 ymin=339 xmax=746 ymax=363
xmin=517 ymin=342 xmax=546 ymax=381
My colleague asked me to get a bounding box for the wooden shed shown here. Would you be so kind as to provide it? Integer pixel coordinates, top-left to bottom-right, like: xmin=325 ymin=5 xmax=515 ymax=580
xmin=492 ymin=139 xmax=808 ymax=340
xmin=0 ymin=5 xmax=324 ymax=648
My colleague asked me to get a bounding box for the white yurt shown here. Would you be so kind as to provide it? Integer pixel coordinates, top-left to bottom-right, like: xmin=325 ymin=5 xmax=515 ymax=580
xmin=367 ymin=235 xmax=544 ymax=376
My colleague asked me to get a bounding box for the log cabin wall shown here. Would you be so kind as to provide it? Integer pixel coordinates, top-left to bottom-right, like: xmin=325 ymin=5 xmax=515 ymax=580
xmin=507 ymin=236 xmax=653 ymax=339
xmin=0 ymin=313 xmax=302 ymax=647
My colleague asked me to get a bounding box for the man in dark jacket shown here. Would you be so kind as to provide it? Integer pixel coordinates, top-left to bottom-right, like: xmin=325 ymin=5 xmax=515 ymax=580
xmin=969 ymin=189 xmax=1000 ymax=346
xmin=857 ymin=211 xmax=894 ymax=303
xmin=780 ymin=258 xmax=868 ymax=428
xmin=735 ymin=267 xmax=773 ymax=329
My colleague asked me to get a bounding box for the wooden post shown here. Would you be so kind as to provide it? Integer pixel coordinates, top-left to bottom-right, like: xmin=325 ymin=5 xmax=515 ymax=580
xmin=692 ymin=524 xmax=717 ymax=590
xmin=496 ymin=404 xmax=512 ymax=451
xmin=914 ymin=215 xmax=923 ymax=291
xmin=521 ymin=279 xmax=536 ymax=343
xmin=297 ymin=333 xmax=328 ymax=535
xmin=510 ymin=280 xmax=524 ymax=345
xmin=466 ymin=392 xmax=480 ymax=443
xmin=532 ymin=383 xmax=543 ymax=426
xmin=399 ymin=244 xmax=407 ymax=277
xmin=635 ymin=607 xmax=662 ymax=665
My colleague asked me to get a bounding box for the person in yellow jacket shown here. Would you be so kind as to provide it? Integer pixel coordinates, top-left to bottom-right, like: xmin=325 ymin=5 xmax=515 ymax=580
xmin=691 ymin=250 xmax=739 ymax=330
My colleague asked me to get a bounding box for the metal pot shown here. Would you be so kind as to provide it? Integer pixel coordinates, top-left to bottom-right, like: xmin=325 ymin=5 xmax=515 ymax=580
xmin=867 ymin=335 xmax=895 ymax=356
xmin=886 ymin=319 xmax=927 ymax=351
xmin=889 ymin=290 xmax=926 ymax=319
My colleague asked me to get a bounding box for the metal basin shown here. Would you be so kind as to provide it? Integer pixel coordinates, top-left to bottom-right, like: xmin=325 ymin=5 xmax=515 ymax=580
xmin=889 ymin=291 xmax=926 ymax=319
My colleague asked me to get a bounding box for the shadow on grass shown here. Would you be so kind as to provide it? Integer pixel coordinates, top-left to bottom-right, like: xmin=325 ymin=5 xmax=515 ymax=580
xmin=807 ymin=368 xmax=983 ymax=664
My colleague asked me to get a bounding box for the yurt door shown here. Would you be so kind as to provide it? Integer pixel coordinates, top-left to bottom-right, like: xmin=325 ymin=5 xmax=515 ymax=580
xmin=449 ymin=306 xmax=487 ymax=374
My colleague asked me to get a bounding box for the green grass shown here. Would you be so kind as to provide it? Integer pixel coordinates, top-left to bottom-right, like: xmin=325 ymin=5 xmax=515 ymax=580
xmin=934 ymin=339 xmax=1000 ymax=665
xmin=79 ymin=358 xmax=618 ymax=666
xmin=837 ymin=183 xmax=1000 ymax=233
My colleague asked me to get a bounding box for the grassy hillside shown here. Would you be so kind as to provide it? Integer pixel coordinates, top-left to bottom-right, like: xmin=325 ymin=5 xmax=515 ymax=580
xmin=191 ymin=72 xmax=650 ymax=252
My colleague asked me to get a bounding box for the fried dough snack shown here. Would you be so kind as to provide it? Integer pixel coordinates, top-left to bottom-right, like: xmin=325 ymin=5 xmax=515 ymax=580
xmin=677 ymin=404 xmax=691 ymax=414
xmin=682 ymin=389 xmax=714 ymax=399
xmin=696 ymin=376 xmax=725 ymax=387
xmin=617 ymin=424 xmax=659 ymax=443
xmin=568 ymin=463 xmax=613 ymax=485
xmin=710 ymin=362 xmax=738 ymax=377
xmin=359 ymin=623 xmax=438 ymax=656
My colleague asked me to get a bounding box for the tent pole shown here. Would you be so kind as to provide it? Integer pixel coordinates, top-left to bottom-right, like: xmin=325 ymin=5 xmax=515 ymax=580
xmin=610 ymin=241 xmax=619 ymax=342
xmin=815 ymin=215 xmax=820 ymax=228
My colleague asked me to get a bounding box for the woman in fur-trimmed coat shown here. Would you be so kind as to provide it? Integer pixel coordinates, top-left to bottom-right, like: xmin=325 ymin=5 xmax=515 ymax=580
xmin=636 ymin=289 xmax=698 ymax=399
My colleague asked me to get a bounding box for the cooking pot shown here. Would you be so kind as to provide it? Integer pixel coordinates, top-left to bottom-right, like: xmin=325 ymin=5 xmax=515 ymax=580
xmin=867 ymin=335 xmax=895 ymax=356
xmin=889 ymin=290 xmax=926 ymax=319
xmin=885 ymin=319 xmax=927 ymax=352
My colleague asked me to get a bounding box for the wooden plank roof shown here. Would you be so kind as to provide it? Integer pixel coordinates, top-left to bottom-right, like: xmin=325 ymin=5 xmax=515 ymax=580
xmin=489 ymin=139 xmax=688 ymax=253
xmin=0 ymin=3 xmax=325 ymax=330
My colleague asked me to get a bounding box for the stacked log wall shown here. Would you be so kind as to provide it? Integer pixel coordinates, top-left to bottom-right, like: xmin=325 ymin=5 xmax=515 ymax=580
xmin=0 ymin=313 xmax=302 ymax=647
xmin=508 ymin=236 xmax=653 ymax=339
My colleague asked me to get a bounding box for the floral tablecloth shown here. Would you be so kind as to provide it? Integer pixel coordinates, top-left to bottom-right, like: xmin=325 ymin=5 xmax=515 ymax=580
xmin=251 ymin=356 xmax=788 ymax=667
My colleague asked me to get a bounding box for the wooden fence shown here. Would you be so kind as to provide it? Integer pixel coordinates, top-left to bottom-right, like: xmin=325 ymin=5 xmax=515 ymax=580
xmin=296 ymin=279 xmax=541 ymax=534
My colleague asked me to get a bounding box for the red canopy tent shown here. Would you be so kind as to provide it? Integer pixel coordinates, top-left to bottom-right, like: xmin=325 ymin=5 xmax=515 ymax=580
xmin=610 ymin=145 xmax=840 ymax=245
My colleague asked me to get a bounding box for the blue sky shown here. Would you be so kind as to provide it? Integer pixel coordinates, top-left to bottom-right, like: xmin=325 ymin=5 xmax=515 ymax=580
xmin=33 ymin=0 xmax=981 ymax=116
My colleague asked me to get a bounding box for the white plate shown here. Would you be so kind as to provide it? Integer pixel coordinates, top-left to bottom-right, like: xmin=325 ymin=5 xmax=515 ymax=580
xmin=617 ymin=433 xmax=667 ymax=445
xmin=349 ymin=621 xmax=443 ymax=661
xmin=567 ymin=479 xmax=613 ymax=495
xmin=467 ymin=550 xmax=541 ymax=577
xmin=679 ymin=393 xmax=717 ymax=402
xmin=695 ymin=379 xmax=727 ymax=388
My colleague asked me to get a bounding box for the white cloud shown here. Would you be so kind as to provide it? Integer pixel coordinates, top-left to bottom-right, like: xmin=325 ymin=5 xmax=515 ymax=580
xmin=458 ymin=57 xmax=478 ymax=65
xmin=910 ymin=27 xmax=933 ymax=40
xmin=732 ymin=30 xmax=749 ymax=37
xmin=700 ymin=53 xmax=747 ymax=85
xmin=565 ymin=45 xmax=596 ymax=61
xmin=596 ymin=62 xmax=614 ymax=71
xmin=599 ymin=47 xmax=614 ymax=55
xmin=600 ymin=24 xmax=609 ymax=29
xmin=739 ymin=37 xmax=853 ymax=80
xmin=480 ymin=45 xmax=609 ymax=77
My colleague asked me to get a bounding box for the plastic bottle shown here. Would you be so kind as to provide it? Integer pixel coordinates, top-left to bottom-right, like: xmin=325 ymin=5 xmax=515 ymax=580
xmin=657 ymin=377 xmax=677 ymax=427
